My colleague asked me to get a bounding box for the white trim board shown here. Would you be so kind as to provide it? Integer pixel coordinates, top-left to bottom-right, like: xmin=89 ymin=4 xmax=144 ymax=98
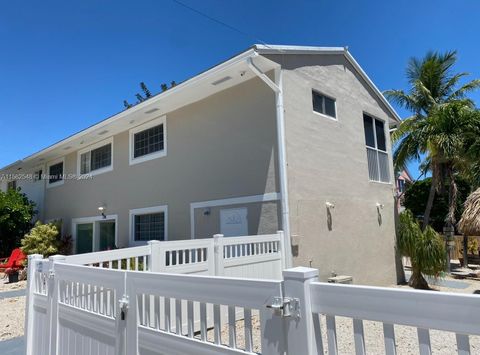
xmin=189 ymin=192 xmax=281 ymax=239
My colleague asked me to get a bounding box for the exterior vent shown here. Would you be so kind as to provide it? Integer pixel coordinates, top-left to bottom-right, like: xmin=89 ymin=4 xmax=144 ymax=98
xmin=212 ymin=76 xmax=232 ymax=86
xmin=98 ymin=130 xmax=109 ymax=135
xmin=63 ymin=146 xmax=72 ymax=150
xmin=144 ymin=108 xmax=159 ymax=114
xmin=328 ymin=275 xmax=353 ymax=284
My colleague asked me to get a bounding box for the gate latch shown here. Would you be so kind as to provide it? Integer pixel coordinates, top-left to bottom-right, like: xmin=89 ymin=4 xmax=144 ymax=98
xmin=119 ymin=297 xmax=129 ymax=320
xmin=266 ymin=297 xmax=300 ymax=318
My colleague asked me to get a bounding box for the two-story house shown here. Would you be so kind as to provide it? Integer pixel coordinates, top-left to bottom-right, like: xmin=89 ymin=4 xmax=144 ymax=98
xmin=0 ymin=45 xmax=400 ymax=285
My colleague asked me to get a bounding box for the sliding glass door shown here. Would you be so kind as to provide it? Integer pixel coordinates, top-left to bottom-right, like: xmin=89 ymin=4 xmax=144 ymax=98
xmin=76 ymin=223 xmax=93 ymax=254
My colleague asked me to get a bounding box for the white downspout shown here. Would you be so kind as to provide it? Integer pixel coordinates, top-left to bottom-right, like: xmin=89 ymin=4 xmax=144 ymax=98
xmin=247 ymin=57 xmax=293 ymax=268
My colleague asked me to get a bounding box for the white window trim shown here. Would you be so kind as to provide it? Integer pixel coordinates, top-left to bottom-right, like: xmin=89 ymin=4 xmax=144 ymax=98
xmin=71 ymin=214 xmax=118 ymax=253
xmin=76 ymin=137 xmax=114 ymax=177
xmin=129 ymin=115 xmax=167 ymax=166
xmin=312 ymin=89 xmax=338 ymax=121
xmin=189 ymin=192 xmax=280 ymax=239
xmin=129 ymin=205 xmax=168 ymax=246
xmin=46 ymin=157 xmax=65 ymax=188
xmin=364 ymin=113 xmax=391 ymax=184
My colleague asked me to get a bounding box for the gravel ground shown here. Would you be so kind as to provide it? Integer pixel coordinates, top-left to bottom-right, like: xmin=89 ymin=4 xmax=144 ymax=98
xmin=0 ymin=278 xmax=26 ymax=293
xmin=0 ymin=276 xmax=27 ymax=341
xmin=0 ymin=296 xmax=25 ymax=341
xmin=0 ymin=273 xmax=478 ymax=353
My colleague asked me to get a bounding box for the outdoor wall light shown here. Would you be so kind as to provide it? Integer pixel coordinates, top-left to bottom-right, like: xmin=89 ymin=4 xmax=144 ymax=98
xmin=203 ymin=207 xmax=211 ymax=216
xmin=376 ymin=203 xmax=384 ymax=210
xmin=325 ymin=202 xmax=335 ymax=209
xmin=98 ymin=206 xmax=107 ymax=219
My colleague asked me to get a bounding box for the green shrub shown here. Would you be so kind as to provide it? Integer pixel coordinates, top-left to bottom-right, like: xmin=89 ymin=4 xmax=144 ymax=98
xmin=21 ymin=221 xmax=59 ymax=258
xmin=0 ymin=188 xmax=36 ymax=256
xmin=398 ymin=210 xmax=447 ymax=289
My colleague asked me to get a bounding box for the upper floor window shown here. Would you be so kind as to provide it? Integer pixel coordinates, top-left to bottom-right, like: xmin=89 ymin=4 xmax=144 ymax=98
xmin=129 ymin=116 xmax=167 ymax=165
xmin=47 ymin=159 xmax=64 ymax=187
xmin=312 ymin=90 xmax=336 ymax=119
xmin=363 ymin=114 xmax=390 ymax=183
xmin=78 ymin=138 xmax=113 ymax=176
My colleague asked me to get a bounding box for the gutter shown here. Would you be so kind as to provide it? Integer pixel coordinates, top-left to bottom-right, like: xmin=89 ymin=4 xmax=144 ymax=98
xmin=247 ymin=56 xmax=293 ymax=268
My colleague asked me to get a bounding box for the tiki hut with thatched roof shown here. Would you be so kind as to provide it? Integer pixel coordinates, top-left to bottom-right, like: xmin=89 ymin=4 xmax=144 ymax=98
xmin=458 ymin=188 xmax=480 ymax=266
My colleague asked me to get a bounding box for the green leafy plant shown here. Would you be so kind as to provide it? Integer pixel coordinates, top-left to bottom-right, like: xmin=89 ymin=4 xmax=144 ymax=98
xmin=386 ymin=50 xmax=480 ymax=229
xmin=21 ymin=221 xmax=59 ymax=258
xmin=0 ymin=188 xmax=36 ymax=256
xmin=398 ymin=210 xmax=446 ymax=289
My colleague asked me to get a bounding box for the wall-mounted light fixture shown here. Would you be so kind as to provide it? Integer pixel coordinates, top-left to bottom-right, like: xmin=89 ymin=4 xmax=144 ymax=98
xmin=326 ymin=202 xmax=335 ymax=209
xmin=203 ymin=207 xmax=211 ymax=216
xmin=98 ymin=206 xmax=107 ymax=219
xmin=376 ymin=203 xmax=384 ymax=226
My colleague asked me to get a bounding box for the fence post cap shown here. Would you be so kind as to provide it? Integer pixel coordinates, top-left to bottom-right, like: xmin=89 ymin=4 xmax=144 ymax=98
xmin=147 ymin=240 xmax=162 ymax=245
xmin=48 ymin=254 xmax=66 ymax=261
xmin=28 ymin=254 xmax=43 ymax=260
xmin=283 ymin=267 xmax=318 ymax=280
xmin=213 ymin=234 xmax=224 ymax=239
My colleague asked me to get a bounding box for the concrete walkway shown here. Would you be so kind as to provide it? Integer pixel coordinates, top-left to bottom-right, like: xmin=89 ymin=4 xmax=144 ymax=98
xmin=0 ymin=289 xmax=26 ymax=299
xmin=0 ymin=337 xmax=25 ymax=355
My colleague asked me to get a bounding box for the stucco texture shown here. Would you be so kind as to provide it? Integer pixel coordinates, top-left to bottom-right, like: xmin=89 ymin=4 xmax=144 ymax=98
xmin=267 ymin=53 xmax=397 ymax=285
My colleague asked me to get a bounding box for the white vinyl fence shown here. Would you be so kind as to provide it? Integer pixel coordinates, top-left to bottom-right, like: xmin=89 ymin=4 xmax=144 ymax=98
xmin=63 ymin=232 xmax=285 ymax=279
xmin=25 ymin=236 xmax=480 ymax=355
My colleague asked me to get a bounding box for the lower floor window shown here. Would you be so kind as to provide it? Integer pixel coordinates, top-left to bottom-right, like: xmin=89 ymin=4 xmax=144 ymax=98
xmin=134 ymin=212 xmax=165 ymax=241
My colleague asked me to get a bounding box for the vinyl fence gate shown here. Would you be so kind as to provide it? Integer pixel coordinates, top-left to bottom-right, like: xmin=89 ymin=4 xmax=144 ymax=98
xmin=25 ymin=234 xmax=480 ymax=354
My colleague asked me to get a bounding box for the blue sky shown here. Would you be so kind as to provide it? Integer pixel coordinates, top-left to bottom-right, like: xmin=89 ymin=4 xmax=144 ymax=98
xmin=0 ymin=0 xmax=479 ymax=178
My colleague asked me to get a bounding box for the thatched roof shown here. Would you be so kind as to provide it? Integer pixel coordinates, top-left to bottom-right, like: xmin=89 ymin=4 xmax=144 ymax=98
xmin=458 ymin=188 xmax=480 ymax=236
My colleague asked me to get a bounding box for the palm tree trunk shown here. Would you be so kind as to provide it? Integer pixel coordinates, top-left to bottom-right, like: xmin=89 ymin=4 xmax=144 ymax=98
xmin=408 ymin=266 xmax=429 ymax=289
xmin=446 ymin=168 xmax=458 ymax=228
xmin=422 ymin=177 xmax=436 ymax=230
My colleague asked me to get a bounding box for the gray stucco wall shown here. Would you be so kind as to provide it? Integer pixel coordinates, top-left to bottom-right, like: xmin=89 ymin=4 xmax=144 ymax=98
xmin=266 ymin=53 xmax=398 ymax=285
xmin=43 ymin=76 xmax=281 ymax=247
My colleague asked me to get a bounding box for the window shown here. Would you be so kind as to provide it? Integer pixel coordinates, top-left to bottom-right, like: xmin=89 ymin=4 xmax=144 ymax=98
xmin=78 ymin=139 xmax=113 ymax=176
xmin=130 ymin=205 xmax=168 ymax=244
xmin=7 ymin=180 xmax=16 ymax=190
xmin=398 ymin=179 xmax=406 ymax=193
xmin=129 ymin=116 xmax=167 ymax=165
xmin=363 ymin=114 xmax=390 ymax=183
xmin=48 ymin=160 xmax=64 ymax=186
xmin=312 ymin=91 xmax=336 ymax=119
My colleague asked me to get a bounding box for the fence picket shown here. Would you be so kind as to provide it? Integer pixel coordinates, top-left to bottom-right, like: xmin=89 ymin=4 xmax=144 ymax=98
xmin=200 ymin=302 xmax=207 ymax=342
xmin=382 ymin=323 xmax=396 ymax=355
xmin=244 ymin=308 xmax=253 ymax=352
xmin=228 ymin=306 xmax=236 ymax=348
xmin=326 ymin=315 xmax=338 ymax=355
xmin=353 ymin=318 xmax=366 ymax=355
xmin=456 ymin=334 xmax=470 ymax=355
xmin=417 ymin=328 xmax=431 ymax=355
xmin=214 ymin=304 xmax=221 ymax=345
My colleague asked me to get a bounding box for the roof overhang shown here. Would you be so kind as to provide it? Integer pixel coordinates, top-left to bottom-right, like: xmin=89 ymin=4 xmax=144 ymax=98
xmin=1 ymin=48 xmax=279 ymax=173
xmin=254 ymin=44 xmax=402 ymax=124
xmin=2 ymin=44 xmax=401 ymax=173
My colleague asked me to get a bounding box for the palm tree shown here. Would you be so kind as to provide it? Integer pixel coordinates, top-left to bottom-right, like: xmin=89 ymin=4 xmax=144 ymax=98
xmin=386 ymin=50 xmax=480 ymax=229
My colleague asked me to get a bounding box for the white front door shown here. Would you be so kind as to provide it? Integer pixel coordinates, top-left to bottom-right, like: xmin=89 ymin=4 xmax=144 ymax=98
xmin=220 ymin=207 xmax=248 ymax=237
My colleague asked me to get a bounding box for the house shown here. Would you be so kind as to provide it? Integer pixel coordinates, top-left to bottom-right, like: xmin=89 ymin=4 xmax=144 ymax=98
xmin=396 ymin=168 xmax=413 ymax=211
xmin=0 ymin=45 xmax=401 ymax=285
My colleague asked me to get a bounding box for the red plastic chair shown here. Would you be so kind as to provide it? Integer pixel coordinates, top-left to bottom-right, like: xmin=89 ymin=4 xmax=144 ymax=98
xmin=0 ymin=248 xmax=27 ymax=272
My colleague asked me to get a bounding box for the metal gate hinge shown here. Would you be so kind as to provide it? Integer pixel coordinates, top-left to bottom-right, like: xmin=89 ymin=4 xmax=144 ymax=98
xmin=119 ymin=296 xmax=129 ymax=320
xmin=266 ymin=297 xmax=300 ymax=318
xmin=48 ymin=270 xmax=55 ymax=279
